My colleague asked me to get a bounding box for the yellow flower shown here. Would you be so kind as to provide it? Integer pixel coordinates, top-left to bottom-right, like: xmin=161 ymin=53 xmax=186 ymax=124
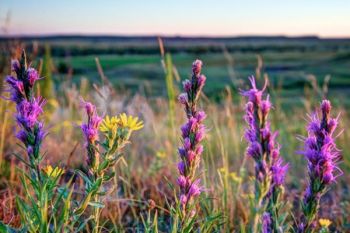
xmin=230 ymin=172 xmax=242 ymax=183
xmin=156 ymin=151 xmax=166 ymax=158
xmin=218 ymin=167 xmax=227 ymax=174
xmin=118 ymin=113 xmax=143 ymax=131
xmin=319 ymin=219 xmax=331 ymax=228
xmin=100 ymin=115 xmax=120 ymax=133
xmin=43 ymin=165 xmax=64 ymax=178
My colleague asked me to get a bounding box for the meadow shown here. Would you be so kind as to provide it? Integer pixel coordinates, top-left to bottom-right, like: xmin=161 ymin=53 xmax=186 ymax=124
xmin=0 ymin=36 xmax=349 ymax=232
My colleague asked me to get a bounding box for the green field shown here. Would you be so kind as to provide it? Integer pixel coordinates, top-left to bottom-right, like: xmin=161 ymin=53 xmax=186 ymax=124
xmin=24 ymin=36 xmax=348 ymax=107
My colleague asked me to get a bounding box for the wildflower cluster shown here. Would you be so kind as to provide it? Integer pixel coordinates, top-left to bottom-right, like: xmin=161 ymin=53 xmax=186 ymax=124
xmin=298 ymin=100 xmax=341 ymax=233
xmin=77 ymin=102 xmax=143 ymax=232
xmin=177 ymin=60 xmax=206 ymax=222
xmin=242 ymin=76 xmax=288 ymax=232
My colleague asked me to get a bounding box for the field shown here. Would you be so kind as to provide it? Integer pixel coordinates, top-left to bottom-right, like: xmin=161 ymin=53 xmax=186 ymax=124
xmin=0 ymin=36 xmax=349 ymax=232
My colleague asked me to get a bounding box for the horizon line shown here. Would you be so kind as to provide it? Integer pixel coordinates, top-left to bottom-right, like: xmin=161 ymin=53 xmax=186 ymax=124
xmin=1 ymin=33 xmax=350 ymax=40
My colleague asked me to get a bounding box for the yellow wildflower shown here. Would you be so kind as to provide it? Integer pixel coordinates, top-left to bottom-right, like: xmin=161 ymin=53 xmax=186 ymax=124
xmin=319 ymin=218 xmax=331 ymax=228
xmin=230 ymin=172 xmax=242 ymax=183
xmin=43 ymin=165 xmax=64 ymax=178
xmin=156 ymin=151 xmax=166 ymax=159
xmin=218 ymin=167 xmax=227 ymax=174
xmin=100 ymin=115 xmax=120 ymax=133
xmin=118 ymin=113 xmax=143 ymax=131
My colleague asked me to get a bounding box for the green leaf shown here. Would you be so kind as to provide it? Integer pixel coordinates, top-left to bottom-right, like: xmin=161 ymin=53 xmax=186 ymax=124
xmin=75 ymin=169 xmax=92 ymax=186
xmin=88 ymin=201 xmax=105 ymax=208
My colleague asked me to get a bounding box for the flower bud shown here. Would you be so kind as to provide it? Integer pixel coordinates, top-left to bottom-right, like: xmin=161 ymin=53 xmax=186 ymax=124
xmin=192 ymin=59 xmax=202 ymax=76
xmin=178 ymin=93 xmax=188 ymax=105
xmin=183 ymin=79 xmax=191 ymax=92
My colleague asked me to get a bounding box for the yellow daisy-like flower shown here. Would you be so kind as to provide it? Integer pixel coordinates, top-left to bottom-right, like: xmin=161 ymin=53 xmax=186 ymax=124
xmin=43 ymin=165 xmax=64 ymax=178
xmin=100 ymin=115 xmax=120 ymax=133
xmin=118 ymin=113 xmax=143 ymax=131
xmin=319 ymin=218 xmax=331 ymax=228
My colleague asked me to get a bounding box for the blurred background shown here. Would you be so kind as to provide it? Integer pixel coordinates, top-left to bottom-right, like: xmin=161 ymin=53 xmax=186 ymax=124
xmin=0 ymin=0 xmax=349 ymax=231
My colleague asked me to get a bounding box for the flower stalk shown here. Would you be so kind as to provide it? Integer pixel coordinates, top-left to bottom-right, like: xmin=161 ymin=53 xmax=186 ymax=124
xmin=177 ymin=60 xmax=206 ymax=227
xmin=298 ymin=100 xmax=342 ymax=233
xmin=4 ymin=50 xmax=67 ymax=233
xmin=241 ymin=77 xmax=288 ymax=233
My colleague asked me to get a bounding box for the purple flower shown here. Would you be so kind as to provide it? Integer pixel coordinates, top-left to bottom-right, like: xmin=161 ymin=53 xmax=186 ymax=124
xmin=177 ymin=176 xmax=188 ymax=188
xmin=184 ymin=137 xmax=191 ymax=150
xmin=195 ymin=111 xmax=206 ymax=122
xmin=271 ymin=159 xmax=289 ymax=186
xmin=247 ymin=142 xmax=262 ymax=160
xmin=187 ymin=150 xmax=196 ymax=163
xmin=188 ymin=179 xmax=202 ymax=198
xmin=16 ymin=130 xmax=28 ymax=144
xmin=197 ymin=74 xmax=206 ymax=88
xmin=180 ymin=194 xmax=188 ymax=206
xmin=242 ymin=76 xmax=288 ymax=230
xmin=178 ymin=161 xmax=185 ymax=175
xmin=177 ymin=60 xmax=206 ymax=218
xmin=261 ymin=95 xmax=272 ymax=116
xmin=5 ymin=52 xmax=46 ymax=163
xmin=178 ymin=93 xmax=188 ymax=105
xmin=262 ymin=212 xmax=272 ymax=233
xmin=6 ymin=76 xmax=25 ymax=103
xmin=192 ymin=59 xmax=202 ymax=76
xmin=194 ymin=126 xmax=205 ymax=143
xmin=16 ymin=98 xmax=46 ymax=129
xmin=299 ymin=100 xmax=342 ymax=232
xmin=81 ymin=100 xmax=102 ymax=144
xmin=241 ymin=76 xmax=267 ymax=105
xmin=11 ymin=59 xmax=20 ymax=73
xmin=27 ymin=68 xmax=40 ymax=87
xmin=183 ymin=79 xmax=192 ymax=92
xmin=80 ymin=99 xmax=102 ymax=171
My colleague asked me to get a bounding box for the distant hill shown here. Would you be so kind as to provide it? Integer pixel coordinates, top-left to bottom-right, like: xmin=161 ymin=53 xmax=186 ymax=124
xmin=1 ymin=34 xmax=350 ymax=57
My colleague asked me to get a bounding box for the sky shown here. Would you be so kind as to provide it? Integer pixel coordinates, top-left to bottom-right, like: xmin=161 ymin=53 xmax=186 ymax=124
xmin=0 ymin=0 xmax=349 ymax=37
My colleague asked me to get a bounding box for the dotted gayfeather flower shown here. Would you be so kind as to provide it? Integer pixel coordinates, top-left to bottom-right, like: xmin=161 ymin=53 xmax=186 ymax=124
xmin=177 ymin=59 xmax=206 ymax=220
xmin=241 ymin=76 xmax=288 ymax=232
xmin=298 ymin=100 xmax=342 ymax=233
xmin=5 ymin=51 xmax=46 ymax=164
xmin=81 ymin=99 xmax=102 ymax=172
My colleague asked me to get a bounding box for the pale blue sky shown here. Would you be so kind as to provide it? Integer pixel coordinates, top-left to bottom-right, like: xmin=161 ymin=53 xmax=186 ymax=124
xmin=0 ymin=0 xmax=349 ymax=37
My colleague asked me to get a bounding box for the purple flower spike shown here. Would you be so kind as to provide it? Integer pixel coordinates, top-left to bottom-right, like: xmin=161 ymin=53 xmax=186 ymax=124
xmin=177 ymin=60 xmax=206 ymax=220
xmin=80 ymin=99 xmax=102 ymax=171
xmin=5 ymin=51 xmax=47 ymax=175
xmin=242 ymin=76 xmax=288 ymax=231
xmin=298 ymin=100 xmax=342 ymax=232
